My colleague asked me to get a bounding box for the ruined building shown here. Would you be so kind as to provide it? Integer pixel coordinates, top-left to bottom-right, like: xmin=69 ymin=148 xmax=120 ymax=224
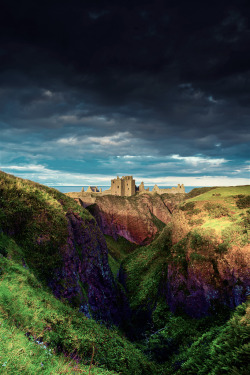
xmin=70 ymin=176 xmax=185 ymax=199
xmin=151 ymin=183 xmax=185 ymax=195
xmin=111 ymin=176 xmax=136 ymax=196
xmin=86 ymin=186 xmax=102 ymax=193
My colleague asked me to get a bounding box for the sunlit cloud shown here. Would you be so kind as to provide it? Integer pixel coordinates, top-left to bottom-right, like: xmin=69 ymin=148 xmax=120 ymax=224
xmin=171 ymin=154 xmax=229 ymax=166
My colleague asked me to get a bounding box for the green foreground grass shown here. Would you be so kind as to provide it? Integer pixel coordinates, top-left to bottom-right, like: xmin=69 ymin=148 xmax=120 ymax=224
xmin=0 ymin=254 xmax=158 ymax=375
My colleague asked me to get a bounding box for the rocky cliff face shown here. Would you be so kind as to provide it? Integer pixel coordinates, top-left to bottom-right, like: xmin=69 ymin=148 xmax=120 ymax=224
xmin=84 ymin=194 xmax=174 ymax=245
xmin=166 ymin=245 xmax=250 ymax=318
xmin=50 ymin=211 xmax=129 ymax=324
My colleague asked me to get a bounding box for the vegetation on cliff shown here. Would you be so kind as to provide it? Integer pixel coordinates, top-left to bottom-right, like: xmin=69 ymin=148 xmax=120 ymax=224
xmin=118 ymin=185 xmax=249 ymax=373
xmin=0 ymin=172 xmax=249 ymax=374
xmin=0 ymin=171 xmax=128 ymax=324
xmin=0 ymin=255 xmax=158 ymax=374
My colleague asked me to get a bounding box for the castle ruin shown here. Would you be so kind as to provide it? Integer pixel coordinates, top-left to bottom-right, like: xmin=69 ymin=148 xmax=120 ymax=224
xmin=110 ymin=176 xmax=136 ymax=196
xmin=75 ymin=176 xmax=185 ymax=197
xmin=151 ymin=183 xmax=185 ymax=195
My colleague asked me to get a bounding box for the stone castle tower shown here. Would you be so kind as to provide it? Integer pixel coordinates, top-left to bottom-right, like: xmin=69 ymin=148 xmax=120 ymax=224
xmin=110 ymin=176 xmax=136 ymax=196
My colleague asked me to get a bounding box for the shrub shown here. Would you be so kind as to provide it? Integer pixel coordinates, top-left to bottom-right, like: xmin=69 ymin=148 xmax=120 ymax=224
xmin=215 ymin=242 xmax=229 ymax=254
xmin=204 ymin=202 xmax=229 ymax=218
xmin=236 ymin=195 xmax=250 ymax=209
xmin=188 ymin=218 xmax=204 ymax=226
xmin=175 ymin=300 xmax=250 ymax=375
xmin=180 ymin=202 xmax=195 ymax=211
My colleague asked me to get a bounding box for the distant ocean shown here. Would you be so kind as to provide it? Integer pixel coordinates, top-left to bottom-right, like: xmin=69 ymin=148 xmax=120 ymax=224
xmin=50 ymin=185 xmax=196 ymax=194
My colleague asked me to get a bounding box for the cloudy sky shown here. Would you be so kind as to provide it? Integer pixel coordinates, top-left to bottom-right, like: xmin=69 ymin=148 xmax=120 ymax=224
xmin=0 ymin=0 xmax=249 ymax=187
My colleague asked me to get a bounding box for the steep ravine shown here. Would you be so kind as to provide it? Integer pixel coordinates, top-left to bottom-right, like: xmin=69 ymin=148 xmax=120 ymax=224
xmin=0 ymin=171 xmax=129 ymax=325
xmin=72 ymin=189 xmax=250 ymax=321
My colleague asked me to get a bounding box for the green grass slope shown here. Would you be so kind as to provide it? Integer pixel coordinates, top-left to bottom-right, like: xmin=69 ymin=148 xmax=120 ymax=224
xmin=121 ymin=186 xmax=250 ymax=317
xmin=0 ymin=253 xmax=158 ymax=375
xmin=173 ymin=299 xmax=250 ymax=375
xmin=180 ymin=185 xmax=250 ymax=240
xmin=121 ymin=226 xmax=172 ymax=312
xmin=0 ymin=170 xmax=92 ymax=282
xmin=105 ymin=235 xmax=139 ymax=278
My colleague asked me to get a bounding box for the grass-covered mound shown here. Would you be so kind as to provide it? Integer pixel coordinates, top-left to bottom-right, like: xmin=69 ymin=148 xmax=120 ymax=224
xmin=0 ymin=254 xmax=159 ymax=375
xmin=0 ymin=170 xmax=92 ymax=281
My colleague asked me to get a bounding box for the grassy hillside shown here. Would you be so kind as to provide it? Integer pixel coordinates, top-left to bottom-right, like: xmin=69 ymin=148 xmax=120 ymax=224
xmin=105 ymin=235 xmax=139 ymax=278
xmin=0 ymin=171 xmax=92 ymax=281
xmin=1 ymin=174 xmax=249 ymax=374
xmin=0 ymin=253 xmax=158 ymax=375
xmin=0 ymin=171 xmax=132 ymax=324
xmin=180 ymin=185 xmax=250 ymax=239
xmin=121 ymin=186 xmax=249 ymax=313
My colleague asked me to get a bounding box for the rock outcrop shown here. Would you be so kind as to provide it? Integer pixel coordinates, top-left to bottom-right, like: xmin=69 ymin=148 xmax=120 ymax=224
xmin=166 ymin=246 xmax=250 ymax=318
xmin=120 ymin=220 xmax=250 ymax=320
xmin=86 ymin=194 xmax=174 ymax=245
xmin=50 ymin=211 xmax=129 ymax=324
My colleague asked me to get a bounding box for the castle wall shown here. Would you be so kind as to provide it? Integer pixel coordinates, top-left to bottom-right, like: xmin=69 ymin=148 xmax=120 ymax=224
xmin=152 ymin=184 xmax=185 ymax=195
xmin=111 ymin=177 xmax=122 ymax=196
xmin=110 ymin=176 xmax=135 ymax=196
xmin=66 ymin=177 xmax=185 ymax=198
xmin=123 ymin=176 xmax=135 ymax=196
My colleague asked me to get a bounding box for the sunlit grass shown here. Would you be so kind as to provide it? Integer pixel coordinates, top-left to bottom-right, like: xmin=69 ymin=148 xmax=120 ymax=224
xmin=188 ymin=186 xmax=250 ymax=202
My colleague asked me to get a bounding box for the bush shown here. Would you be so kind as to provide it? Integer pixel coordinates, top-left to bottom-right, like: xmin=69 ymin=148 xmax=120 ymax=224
xmin=175 ymin=300 xmax=250 ymax=375
xmin=188 ymin=218 xmax=204 ymax=226
xmin=215 ymin=242 xmax=229 ymax=254
xmin=180 ymin=202 xmax=195 ymax=211
xmin=236 ymin=195 xmax=250 ymax=209
xmin=204 ymin=202 xmax=229 ymax=218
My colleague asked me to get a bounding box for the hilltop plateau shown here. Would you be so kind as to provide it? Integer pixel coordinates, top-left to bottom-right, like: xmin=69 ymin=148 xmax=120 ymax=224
xmin=0 ymin=171 xmax=249 ymax=374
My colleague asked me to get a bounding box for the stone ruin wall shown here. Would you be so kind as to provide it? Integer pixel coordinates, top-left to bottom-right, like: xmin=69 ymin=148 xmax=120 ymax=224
xmin=65 ymin=177 xmax=185 ymax=201
xmin=111 ymin=176 xmax=135 ymax=196
xmin=151 ymin=183 xmax=185 ymax=195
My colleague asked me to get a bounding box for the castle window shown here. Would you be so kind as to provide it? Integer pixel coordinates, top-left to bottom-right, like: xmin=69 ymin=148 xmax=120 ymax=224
xmin=118 ymin=186 xmax=119 ymax=188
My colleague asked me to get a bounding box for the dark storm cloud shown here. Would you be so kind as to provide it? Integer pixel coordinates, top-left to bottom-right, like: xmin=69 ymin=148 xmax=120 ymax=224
xmin=0 ymin=0 xmax=249 ymax=183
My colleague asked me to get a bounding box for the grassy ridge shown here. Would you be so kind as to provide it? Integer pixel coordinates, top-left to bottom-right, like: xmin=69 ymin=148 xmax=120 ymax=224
xmin=0 ymin=317 xmax=118 ymax=375
xmin=0 ymin=171 xmax=92 ymax=282
xmin=173 ymin=299 xmax=250 ymax=375
xmin=180 ymin=185 xmax=250 ymax=239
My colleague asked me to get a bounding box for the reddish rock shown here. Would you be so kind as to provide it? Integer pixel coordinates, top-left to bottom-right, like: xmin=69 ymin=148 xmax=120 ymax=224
xmin=86 ymin=194 xmax=173 ymax=245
